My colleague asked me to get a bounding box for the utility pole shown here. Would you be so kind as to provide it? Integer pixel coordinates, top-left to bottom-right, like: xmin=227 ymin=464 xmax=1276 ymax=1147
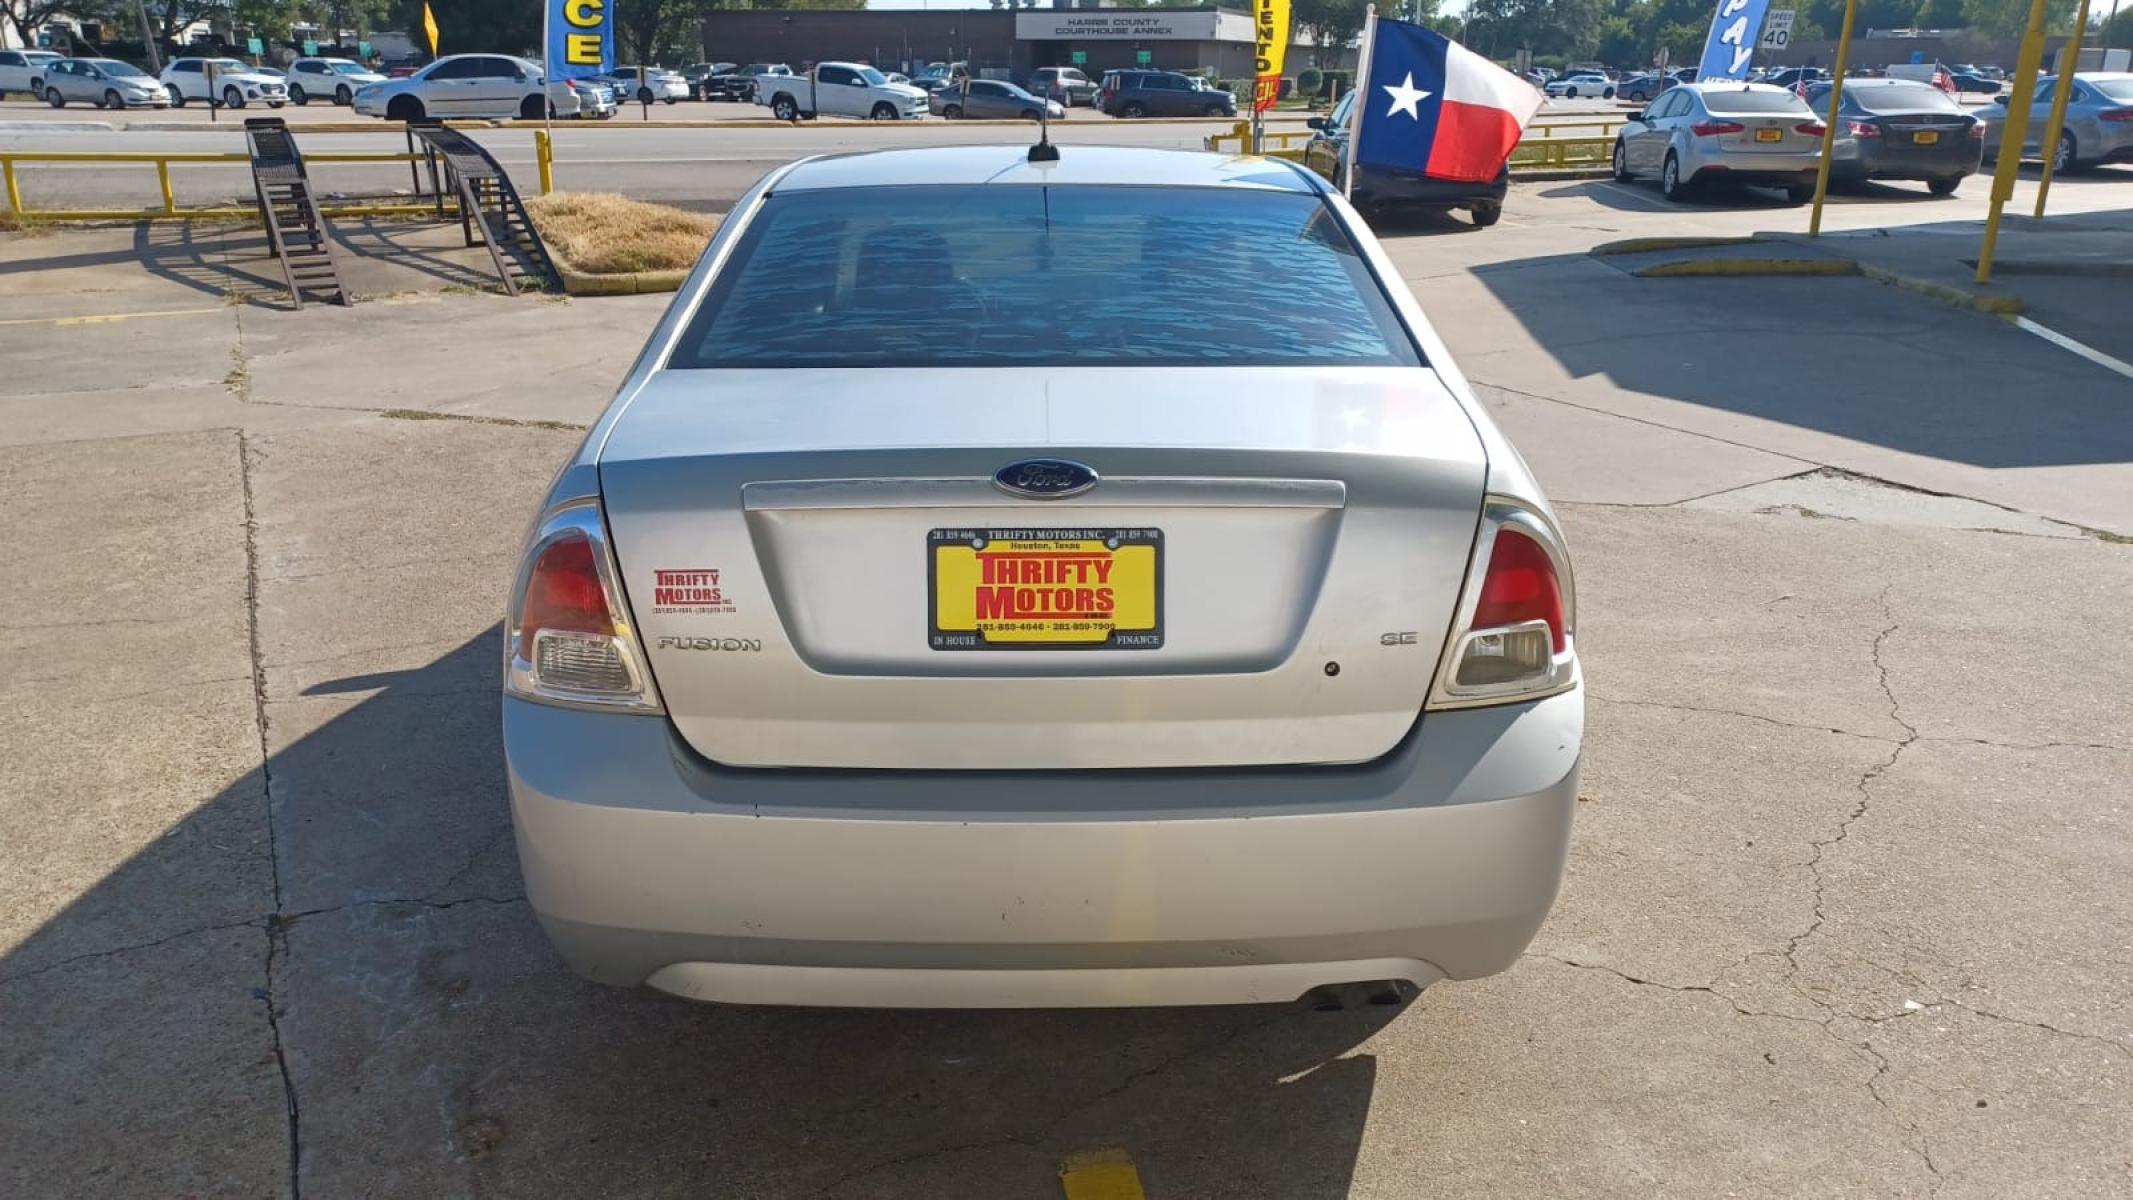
xmin=135 ymin=0 xmax=161 ymax=73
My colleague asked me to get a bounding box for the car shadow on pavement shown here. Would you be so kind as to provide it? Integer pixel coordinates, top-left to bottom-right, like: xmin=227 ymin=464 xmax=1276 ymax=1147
xmin=1469 ymin=210 xmax=2133 ymax=472
xmin=5 ymin=627 xmax=1405 ymax=1196
xmin=1360 ymin=207 xmax=1486 ymax=237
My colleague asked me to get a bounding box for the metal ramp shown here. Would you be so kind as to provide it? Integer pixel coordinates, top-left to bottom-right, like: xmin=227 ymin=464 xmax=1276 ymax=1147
xmin=406 ymin=121 xmax=562 ymax=295
xmin=243 ymin=118 xmax=349 ymax=309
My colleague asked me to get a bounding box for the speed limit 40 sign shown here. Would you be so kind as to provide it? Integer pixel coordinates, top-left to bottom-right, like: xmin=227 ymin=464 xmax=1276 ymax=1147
xmin=1760 ymin=7 xmax=1796 ymax=51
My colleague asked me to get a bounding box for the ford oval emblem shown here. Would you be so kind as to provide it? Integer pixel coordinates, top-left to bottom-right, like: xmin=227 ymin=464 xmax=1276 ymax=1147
xmin=993 ymin=458 xmax=1098 ymax=500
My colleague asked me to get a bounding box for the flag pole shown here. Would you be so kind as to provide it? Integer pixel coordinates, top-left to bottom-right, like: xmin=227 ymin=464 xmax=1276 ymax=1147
xmin=542 ymin=0 xmax=555 ymax=190
xmin=1342 ymin=5 xmax=1378 ymax=201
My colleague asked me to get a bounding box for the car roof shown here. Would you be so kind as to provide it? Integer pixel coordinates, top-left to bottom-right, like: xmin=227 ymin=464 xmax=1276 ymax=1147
xmin=772 ymin=146 xmax=1322 ymax=194
xmin=1685 ymin=81 xmax=1796 ymax=93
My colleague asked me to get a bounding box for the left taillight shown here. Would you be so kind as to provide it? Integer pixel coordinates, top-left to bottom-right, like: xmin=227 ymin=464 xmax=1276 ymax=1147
xmin=505 ymin=501 xmax=661 ymax=712
xmin=1427 ymin=498 xmax=1578 ymax=710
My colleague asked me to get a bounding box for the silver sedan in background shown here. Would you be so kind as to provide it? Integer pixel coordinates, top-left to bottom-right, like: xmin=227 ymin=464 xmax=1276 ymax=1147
xmin=1982 ymin=72 xmax=2133 ymax=173
xmin=1614 ymin=81 xmax=1827 ymax=202
xmin=930 ymin=78 xmax=1064 ymax=120
xmin=500 ymin=145 xmax=1582 ymax=1010
xmin=39 ymin=57 xmax=170 ymax=108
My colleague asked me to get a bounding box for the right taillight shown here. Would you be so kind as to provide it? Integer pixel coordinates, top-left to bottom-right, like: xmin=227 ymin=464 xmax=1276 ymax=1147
xmin=1847 ymin=120 xmax=1880 ymax=138
xmin=505 ymin=501 xmax=661 ymax=712
xmin=1427 ymin=498 xmax=1578 ymax=710
xmin=1691 ymin=120 xmax=1745 ymax=137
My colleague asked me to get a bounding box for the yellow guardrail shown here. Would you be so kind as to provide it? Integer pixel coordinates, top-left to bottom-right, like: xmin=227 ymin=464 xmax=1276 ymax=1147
xmin=1507 ymin=136 xmax=1615 ymax=168
xmin=1204 ymin=117 xmax=1623 ymax=171
xmin=0 ymin=147 xmax=436 ymax=222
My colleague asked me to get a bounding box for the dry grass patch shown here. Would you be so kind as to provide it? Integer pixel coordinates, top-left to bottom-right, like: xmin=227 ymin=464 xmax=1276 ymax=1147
xmin=524 ymin=191 xmax=719 ymax=275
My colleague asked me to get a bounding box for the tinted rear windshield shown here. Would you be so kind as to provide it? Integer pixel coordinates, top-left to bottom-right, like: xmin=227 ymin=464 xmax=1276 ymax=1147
xmin=1704 ymin=89 xmax=1811 ymax=114
xmin=667 ymin=184 xmax=1420 ymax=369
xmin=1852 ymin=83 xmax=1962 ymax=113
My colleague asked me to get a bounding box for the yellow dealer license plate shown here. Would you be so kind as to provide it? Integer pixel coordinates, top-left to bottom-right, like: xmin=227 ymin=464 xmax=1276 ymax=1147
xmin=929 ymin=527 xmax=1163 ymax=650
xmin=1754 ymin=127 xmax=1783 ymax=143
xmin=1914 ymin=130 xmax=1940 ymax=145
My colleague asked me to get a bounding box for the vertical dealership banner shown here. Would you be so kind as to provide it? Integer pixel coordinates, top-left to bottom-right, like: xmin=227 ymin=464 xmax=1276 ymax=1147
xmin=1697 ymin=0 xmax=1775 ymax=81
xmin=546 ymin=0 xmax=615 ymax=81
xmin=1253 ymin=0 xmax=1291 ymax=113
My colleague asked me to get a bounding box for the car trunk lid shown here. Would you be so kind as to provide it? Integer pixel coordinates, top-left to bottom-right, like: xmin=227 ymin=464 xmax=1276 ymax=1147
xmin=597 ymin=366 xmax=1489 ymax=770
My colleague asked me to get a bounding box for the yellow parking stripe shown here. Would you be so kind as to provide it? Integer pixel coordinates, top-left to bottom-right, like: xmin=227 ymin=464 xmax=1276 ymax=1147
xmin=0 ymin=307 xmax=225 ymax=328
xmin=1059 ymin=1148 xmax=1146 ymax=1200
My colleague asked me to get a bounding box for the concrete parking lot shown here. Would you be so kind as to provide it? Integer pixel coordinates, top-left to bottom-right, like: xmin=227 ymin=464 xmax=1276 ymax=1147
xmin=1 ymin=123 xmax=2130 ymax=1198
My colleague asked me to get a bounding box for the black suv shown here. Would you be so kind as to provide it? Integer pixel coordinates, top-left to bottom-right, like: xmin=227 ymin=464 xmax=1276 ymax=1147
xmin=1096 ymin=70 xmax=1235 ymax=118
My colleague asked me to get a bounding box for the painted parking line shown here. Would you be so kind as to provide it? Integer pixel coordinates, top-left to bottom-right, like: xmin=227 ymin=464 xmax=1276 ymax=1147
xmin=0 ymin=306 xmax=226 ymax=328
xmin=2009 ymin=315 xmax=2133 ymax=384
xmin=1059 ymin=1148 xmax=1146 ymax=1200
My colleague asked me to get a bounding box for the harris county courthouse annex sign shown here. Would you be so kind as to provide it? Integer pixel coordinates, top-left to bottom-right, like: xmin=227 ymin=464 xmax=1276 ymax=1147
xmin=1013 ymin=11 xmax=1255 ymax=42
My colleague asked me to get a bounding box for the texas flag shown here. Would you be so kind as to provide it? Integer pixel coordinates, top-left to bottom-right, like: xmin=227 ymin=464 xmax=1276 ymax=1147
xmin=1353 ymin=20 xmax=1542 ymax=184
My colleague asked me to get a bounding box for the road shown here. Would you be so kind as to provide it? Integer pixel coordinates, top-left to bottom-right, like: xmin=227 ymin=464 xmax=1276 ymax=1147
xmin=0 ymin=96 xmax=1631 ymax=213
xmin=2 ymin=113 xmax=2131 ymax=1199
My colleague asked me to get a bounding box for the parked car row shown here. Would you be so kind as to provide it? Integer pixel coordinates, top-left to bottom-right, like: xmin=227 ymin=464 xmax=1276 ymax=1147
xmin=1605 ymin=75 xmax=2133 ymax=204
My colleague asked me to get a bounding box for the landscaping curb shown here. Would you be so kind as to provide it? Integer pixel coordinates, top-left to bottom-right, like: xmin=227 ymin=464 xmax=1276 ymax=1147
xmin=1602 ymin=232 xmax=2027 ymax=316
xmin=554 ymin=264 xmax=689 ymax=296
xmin=1631 ymin=258 xmax=1859 ymax=278
xmin=1856 ymin=263 xmax=2024 ymax=314
xmin=1590 ymin=235 xmax=1764 ymax=256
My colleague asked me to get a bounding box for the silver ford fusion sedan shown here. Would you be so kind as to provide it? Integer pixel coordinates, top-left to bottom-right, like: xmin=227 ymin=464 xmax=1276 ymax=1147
xmin=502 ymin=145 xmax=1583 ymax=1009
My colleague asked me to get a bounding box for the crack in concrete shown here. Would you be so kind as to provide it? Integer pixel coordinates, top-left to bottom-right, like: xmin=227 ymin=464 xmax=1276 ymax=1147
xmin=1588 ymin=693 xmax=2129 ymax=756
xmin=276 ymin=894 xmax=529 ymax=929
xmin=240 ymin=430 xmax=302 ymax=1199
xmin=1531 ymin=954 xmax=1949 ymax=1184
xmin=1526 ymin=953 xmax=1828 ymax=1030
xmin=425 ymin=825 xmax=516 ymax=904
xmin=1587 ymin=692 xmax=1899 ymax=742
xmin=1778 ymin=588 xmax=1918 ymax=975
xmin=0 ymin=917 xmax=266 ymax=985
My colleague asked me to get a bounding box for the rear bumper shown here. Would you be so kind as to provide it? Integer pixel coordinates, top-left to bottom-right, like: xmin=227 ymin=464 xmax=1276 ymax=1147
xmin=1838 ymin=139 xmax=1984 ymax=179
xmin=1352 ymin=164 xmax=1509 ymax=210
xmin=503 ymin=688 xmax=1581 ymax=1008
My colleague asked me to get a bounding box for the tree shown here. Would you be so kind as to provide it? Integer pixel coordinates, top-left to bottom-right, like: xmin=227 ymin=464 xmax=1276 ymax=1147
xmin=1913 ymin=0 xmax=1968 ymax=28
xmin=1293 ymin=0 xmax=1368 ymax=65
xmin=1960 ymin=0 xmax=2079 ymax=35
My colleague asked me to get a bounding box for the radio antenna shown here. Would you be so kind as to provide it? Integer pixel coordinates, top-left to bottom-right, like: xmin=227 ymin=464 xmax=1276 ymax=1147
xmin=1029 ymin=92 xmax=1059 ymax=162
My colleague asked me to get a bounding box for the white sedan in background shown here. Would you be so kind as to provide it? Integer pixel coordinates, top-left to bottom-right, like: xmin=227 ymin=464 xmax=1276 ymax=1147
xmin=352 ymin=53 xmax=583 ymax=121
xmin=284 ymin=56 xmax=386 ymax=106
xmin=604 ymin=66 xmax=690 ymax=105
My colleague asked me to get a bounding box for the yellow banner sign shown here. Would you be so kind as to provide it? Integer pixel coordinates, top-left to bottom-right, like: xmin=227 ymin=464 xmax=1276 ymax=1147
xmin=1253 ymin=0 xmax=1290 ymax=113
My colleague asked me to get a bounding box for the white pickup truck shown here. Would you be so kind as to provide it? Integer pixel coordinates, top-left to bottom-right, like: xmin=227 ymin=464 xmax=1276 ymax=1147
xmin=755 ymin=61 xmax=927 ymax=121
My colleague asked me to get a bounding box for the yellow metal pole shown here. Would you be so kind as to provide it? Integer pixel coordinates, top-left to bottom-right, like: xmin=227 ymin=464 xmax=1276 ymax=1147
xmin=156 ymin=160 xmax=176 ymax=213
xmin=1807 ymin=0 xmax=1862 ymax=237
xmin=2 ymin=158 xmax=20 ymax=215
xmin=2032 ymin=0 xmax=2092 ymax=217
xmin=1978 ymin=0 xmax=2053 ymax=283
xmin=534 ymin=128 xmax=554 ymax=195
